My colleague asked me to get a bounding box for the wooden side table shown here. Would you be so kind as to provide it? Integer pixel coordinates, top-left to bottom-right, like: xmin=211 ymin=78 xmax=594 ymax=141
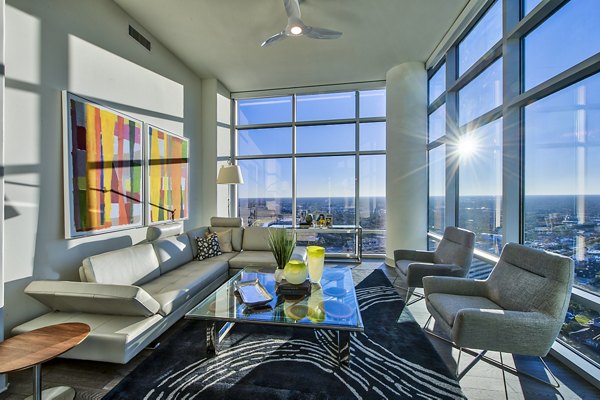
xmin=0 ymin=323 xmax=90 ymax=400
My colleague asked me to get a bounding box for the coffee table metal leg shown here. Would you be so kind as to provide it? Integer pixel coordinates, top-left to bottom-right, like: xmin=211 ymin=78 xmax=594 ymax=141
xmin=337 ymin=331 xmax=351 ymax=366
xmin=206 ymin=321 xmax=235 ymax=356
xmin=206 ymin=322 xmax=217 ymax=354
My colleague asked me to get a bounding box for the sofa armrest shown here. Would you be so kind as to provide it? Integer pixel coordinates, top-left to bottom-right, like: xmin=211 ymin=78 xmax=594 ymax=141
xmin=423 ymin=276 xmax=487 ymax=297
xmin=25 ymin=281 xmax=160 ymax=317
xmin=452 ymin=309 xmax=558 ymax=356
xmin=393 ymin=249 xmax=434 ymax=263
xmin=406 ymin=263 xmax=465 ymax=288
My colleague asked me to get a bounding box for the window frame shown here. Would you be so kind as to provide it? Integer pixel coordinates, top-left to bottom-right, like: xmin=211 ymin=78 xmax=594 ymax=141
xmin=232 ymin=88 xmax=387 ymax=257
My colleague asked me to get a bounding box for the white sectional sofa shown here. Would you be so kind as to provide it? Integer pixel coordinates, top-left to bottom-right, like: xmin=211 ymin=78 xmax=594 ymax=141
xmin=12 ymin=217 xmax=306 ymax=364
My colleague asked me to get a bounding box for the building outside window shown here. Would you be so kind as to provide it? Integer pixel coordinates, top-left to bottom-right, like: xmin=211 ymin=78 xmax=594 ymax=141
xmin=234 ymin=89 xmax=386 ymax=256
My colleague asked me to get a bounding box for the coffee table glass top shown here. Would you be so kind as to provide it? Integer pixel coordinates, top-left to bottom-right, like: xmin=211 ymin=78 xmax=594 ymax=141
xmin=186 ymin=266 xmax=364 ymax=332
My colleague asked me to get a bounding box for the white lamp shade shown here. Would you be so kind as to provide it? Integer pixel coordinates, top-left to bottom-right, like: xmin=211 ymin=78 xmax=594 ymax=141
xmin=217 ymin=165 xmax=244 ymax=184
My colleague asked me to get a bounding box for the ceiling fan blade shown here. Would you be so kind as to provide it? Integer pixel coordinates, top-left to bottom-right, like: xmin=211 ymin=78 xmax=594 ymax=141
xmin=303 ymin=26 xmax=342 ymax=40
xmin=261 ymin=31 xmax=287 ymax=47
xmin=283 ymin=0 xmax=301 ymax=19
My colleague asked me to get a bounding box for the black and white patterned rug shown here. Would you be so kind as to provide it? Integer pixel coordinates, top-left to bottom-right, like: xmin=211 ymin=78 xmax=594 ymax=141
xmin=104 ymin=270 xmax=465 ymax=399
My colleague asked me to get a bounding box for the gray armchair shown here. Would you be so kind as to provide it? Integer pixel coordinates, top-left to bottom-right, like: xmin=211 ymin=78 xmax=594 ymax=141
xmin=423 ymin=243 xmax=574 ymax=386
xmin=394 ymin=226 xmax=475 ymax=304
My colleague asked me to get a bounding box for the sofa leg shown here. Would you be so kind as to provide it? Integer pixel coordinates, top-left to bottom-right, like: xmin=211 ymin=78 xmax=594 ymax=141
xmin=145 ymin=340 xmax=160 ymax=350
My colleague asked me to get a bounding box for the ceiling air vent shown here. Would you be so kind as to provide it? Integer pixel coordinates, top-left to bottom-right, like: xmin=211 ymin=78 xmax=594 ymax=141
xmin=129 ymin=25 xmax=151 ymax=51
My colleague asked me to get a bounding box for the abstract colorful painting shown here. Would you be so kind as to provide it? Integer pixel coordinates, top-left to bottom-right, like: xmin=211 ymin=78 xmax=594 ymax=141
xmin=147 ymin=126 xmax=189 ymax=223
xmin=63 ymin=92 xmax=144 ymax=238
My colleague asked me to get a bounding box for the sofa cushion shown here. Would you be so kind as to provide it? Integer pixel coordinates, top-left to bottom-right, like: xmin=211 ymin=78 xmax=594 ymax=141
xmin=186 ymin=227 xmax=210 ymax=258
xmin=228 ymin=250 xmax=277 ymax=269
xmin=152 ymin=234 xmax=194 ymax=275
xmin=141 ymin=255 xmax=230 ymax=316
xmin=25 ymin=281 xmax=160 ymax=317
xmin=242 ymin=227 xmax=271 ymax=251
xmin=427 ymin=293 xmax=503 ymax=327
xmin=195 ymin=234 xmax=222 ymax=261
xmin=209 ymin=228 xmax=233 ymax=252
xmin=210 ymin=217 xmax=244 ymax=251
xmin=11 ymin=311 xmax=164 ymax=364
xmin=210 ymin=225 xmax=243 ymax=252
xmin=82 ymin=244 xmax=160 ymax=286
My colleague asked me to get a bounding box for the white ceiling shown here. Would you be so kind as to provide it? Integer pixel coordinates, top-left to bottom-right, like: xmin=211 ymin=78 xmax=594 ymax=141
xmin=114 ymin=0 xmax=469 ymax=93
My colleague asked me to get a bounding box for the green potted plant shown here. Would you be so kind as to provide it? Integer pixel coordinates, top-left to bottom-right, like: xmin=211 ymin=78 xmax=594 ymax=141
xmin=268 ymin=228 xmax=296 ymax=282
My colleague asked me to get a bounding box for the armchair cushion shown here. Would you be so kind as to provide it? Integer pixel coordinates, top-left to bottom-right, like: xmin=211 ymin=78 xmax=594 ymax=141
xmin=393 ymin=249 xmax=434 ymax=264
xmin=25 ymin=281 xmax=160 ymax=317
xmin=395 ymin=260 xmax=433 ymax=276
xmin=452 ymin=309 xmax=558 ymax=356
xmin=427 ymin=293 xmax=502 ymax=327
xmin=423 ymin=276 xmax=488 ymax=298
xmin=405 ymin=263 xmax=465 ymax=288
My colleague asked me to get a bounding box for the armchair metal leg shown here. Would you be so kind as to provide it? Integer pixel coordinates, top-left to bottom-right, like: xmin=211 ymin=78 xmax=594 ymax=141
xmin=456 ymin=347 xmax=560 ymax=388
xmin=406 ymin=289 xmax=425 ymax=306
xmin=424 ymin=317 xmax=560 ymax=388
xmin=423 ymin=316 xmax=454 ymax=345
xmin=405 ymin=287 xmax=415 ymax=304
xmin=474 ymin=353 xmax=561 ymax=389
xmin=456 ymin=348 xmax=487 ymax=380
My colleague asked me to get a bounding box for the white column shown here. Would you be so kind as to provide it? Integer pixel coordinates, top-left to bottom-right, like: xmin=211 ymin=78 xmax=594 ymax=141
xmin=0 ymin=0 xmax=6 ymax=392
xmin=200 ymin=79 xmax=218 ymax=225
xmin=385 ymin=62 xmax=427 ymax=265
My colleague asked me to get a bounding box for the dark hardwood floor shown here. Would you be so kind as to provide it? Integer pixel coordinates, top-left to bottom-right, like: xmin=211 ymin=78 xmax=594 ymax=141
xmin=0 ymin=262 xmax=598 ymax=399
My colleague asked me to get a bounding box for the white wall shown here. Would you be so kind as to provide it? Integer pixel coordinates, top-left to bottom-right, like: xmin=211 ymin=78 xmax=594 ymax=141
xmin=385 ymin=62 xmax=428 ymax=264
xmin=3 ymin=0 xmax=203 ymax=334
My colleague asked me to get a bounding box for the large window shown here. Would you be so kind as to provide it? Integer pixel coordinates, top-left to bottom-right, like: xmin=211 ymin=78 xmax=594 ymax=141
xmin=523 ymin=0 xmax=600 ymax=90
xmin=458 ymin=58 xmax=502 ymax=126
xmin=428 ymin=145 xmax=446 ymax=235
xmin=427 ymin=0 xmax=600 ymax=380
xmin=459 ymin=119 xmax=503 ymax=254
xmin=458 ymin=0 xmax=502 ymax=76
xmin=524 ymin=73 xmax=600 ymax=296
xmin=238 ymin=158 xmax=293 ymax=226
xmin=216 ymin=93 xmax=232 ymax=217
xmin=428 ymin=62 xmax=447 ymax=236
xmin=235 ymin=89 xmax=386 ymax=256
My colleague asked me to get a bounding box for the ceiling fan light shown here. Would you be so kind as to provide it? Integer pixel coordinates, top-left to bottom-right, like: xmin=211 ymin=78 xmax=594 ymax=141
xmin=290 ymin=25 xmax=303 ymax=35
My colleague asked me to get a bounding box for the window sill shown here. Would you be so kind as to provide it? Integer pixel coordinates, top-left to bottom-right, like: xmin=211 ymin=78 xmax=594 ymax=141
xmin=551 ymin=341 xmax=600 ymax=390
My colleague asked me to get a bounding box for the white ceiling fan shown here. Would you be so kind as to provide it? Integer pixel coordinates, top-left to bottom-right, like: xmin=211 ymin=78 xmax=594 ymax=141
xmin=261 ymin=0 xmax=343 ymax=47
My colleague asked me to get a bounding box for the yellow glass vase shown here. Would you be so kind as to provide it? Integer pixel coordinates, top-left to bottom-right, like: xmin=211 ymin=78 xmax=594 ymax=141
xmin=284 ymin=259 xmax=308 ymax=284
xmin=307 ymin=284 xmax=325 ymax=323
xmin=307 ymin=246 xmax=325 ymax=284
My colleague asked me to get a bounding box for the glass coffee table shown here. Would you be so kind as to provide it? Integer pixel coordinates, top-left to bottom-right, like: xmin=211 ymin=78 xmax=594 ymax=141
xmin=186 ymin=266 xmax=364 ymax=365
